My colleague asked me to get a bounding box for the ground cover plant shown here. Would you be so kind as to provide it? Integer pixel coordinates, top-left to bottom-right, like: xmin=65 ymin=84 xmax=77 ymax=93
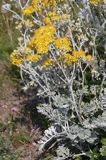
xmin=3 ymin=0 xmax=106 ymax=159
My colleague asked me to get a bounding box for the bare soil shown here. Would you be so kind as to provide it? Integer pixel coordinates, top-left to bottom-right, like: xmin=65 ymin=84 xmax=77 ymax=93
xmin=0 ymin=60 xmax=41 ymax=160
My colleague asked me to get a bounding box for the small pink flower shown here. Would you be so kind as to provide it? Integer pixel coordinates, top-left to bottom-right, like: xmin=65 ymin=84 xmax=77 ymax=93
xmin=11 ymin=107 xmax=18 ymax=113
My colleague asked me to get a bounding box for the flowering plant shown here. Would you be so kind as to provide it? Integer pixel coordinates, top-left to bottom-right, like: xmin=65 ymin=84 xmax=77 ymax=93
xmin=4 ymin=0 xmax=106 ymax=159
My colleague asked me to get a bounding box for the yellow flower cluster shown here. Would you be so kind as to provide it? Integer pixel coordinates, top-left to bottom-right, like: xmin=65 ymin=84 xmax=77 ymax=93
xmin=10 ymin=46 xmax=41 ymax=65
xmin=90 ymin=0 xmax=104 ymax=4
xmin=23 ymin=0 xmax=65 ymax=16
xmin=28 ymin=25 xmax=72 ymax=54
xmin=62 ymin=50 xmax=92 ymax=65
xmin=10 ymin=52 xmax=41 ymax=65
xmin=10 ymin=47 xmax=92 ymax=67
xmin=40 ymin=0 xmax=56 ymax=8
xmin=28 ymin=25 xmax=55 ymax=54
xmin=54 ymin=37 xmax=72 ymax=51
xmin=40 ymin=50 xmax=92 ymax=68
xmin=10 ymin=24 xmax=72 ymax=66
xmin=72 ymin=50 xmax=92 ymax=61
xmin=43 ymin=11 xmax=69 ymax=25
xmin=11 ymin=0 xmax=94 ymax=69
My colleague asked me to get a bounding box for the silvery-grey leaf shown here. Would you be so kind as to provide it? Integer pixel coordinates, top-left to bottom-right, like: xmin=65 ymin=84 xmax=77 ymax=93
xmin=55 ymin=146 xmax=70 ymax=160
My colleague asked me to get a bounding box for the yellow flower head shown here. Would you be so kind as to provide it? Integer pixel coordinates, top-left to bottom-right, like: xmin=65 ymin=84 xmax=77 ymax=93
xmin=40 ymin=0 xmax=56 ymax=8
xmin=10 ymin=52 xmax=22 ymax=65
xmin=22 ymin=0 xmax=38 ymax=16
xmin=41 ymin=58 xmax=54 ymax=68
xmin=86 ymin=55 xmax=92 ymax=61
xmin=26 ymin=54 xmax=40 ymax=62
xmin=43 ymin=17 xmax=51 ymax=25
xmin=72 ymin=50 xmax=86 ymax=59
xmin=22 ymin=6 xmax=35 ymax=16
xmin=63 ymin=53 xmax=77 ymax=65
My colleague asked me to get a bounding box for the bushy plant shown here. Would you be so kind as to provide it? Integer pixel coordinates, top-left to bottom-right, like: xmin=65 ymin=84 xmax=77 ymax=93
xmin=4 ymin=0 xmax=106 ymax=159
